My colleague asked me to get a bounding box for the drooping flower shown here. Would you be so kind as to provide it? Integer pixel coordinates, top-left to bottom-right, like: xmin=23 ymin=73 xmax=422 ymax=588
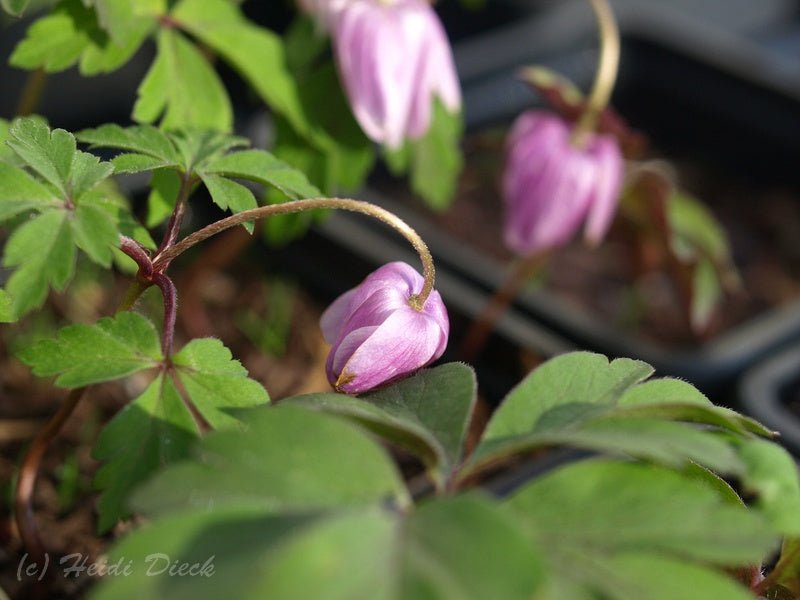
xmin=326 ymin=0 xmax=461 ymax=148
xmin=502 ymin=110 xmax=623 ymax=255
xmin=320 ymin=262 xmax=449 ymax=394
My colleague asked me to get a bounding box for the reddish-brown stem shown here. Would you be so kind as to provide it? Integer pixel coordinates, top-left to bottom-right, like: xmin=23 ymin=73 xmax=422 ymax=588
xmin=119 ymin=235 xmax=154 ymax=280
xmin=458 ymin=252 xmax=548 ymax=363
xmin=15 ymin=387 xmax=87 ymax=564
xmin=14 ymin=282 xmax=146 ymax=563
xmin=152 ymin=272 xmax=178 ymax=357
xmin=156 ymin=173 xmax=196 ymax=261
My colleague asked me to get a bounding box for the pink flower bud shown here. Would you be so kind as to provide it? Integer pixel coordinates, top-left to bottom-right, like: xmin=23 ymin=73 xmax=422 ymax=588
xmin=329 ymin=0 xmax=461 ymax=148
xmin=320 ymin=262 xmax=449 ymax=394
xmin=502 ymin=110 xmax=624 ymax=255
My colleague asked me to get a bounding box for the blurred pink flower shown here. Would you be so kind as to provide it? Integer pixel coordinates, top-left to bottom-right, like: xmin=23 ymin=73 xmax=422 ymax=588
xmin=296 ymin=0 xmax=349 ymax=28
xmin=328 ymin=0 xmax=461 ymax=148
xmin=321 ymin=262 xmax=449 ymax=394
xmin=502 ymin=110 xmax=624 ymax=255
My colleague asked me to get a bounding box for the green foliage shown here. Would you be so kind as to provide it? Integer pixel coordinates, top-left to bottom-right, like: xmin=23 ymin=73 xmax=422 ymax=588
xmin=0 ymin=118 xmax=129 ymax=318
xmin=668 ymin=191 xmax=738 ymax=331
xmin=171 ymin=338 xmax=270 ymax=429
xmin=285 ymin=363 xmax=477 ymax=486
xmin=503 ymin=459 xmax=776 ymax=599
xmin=79 ymin=351 xmax=800 ymax=599
xmin=16 ymin=311 xmax=161 ymax=387
xmin=78 ymin=125 xmax=320 ymax=229
xmin=16 ymin=311 xmax=269 ymax=530
xmin=93 ymin=374 xmax=198 ymax=532
xmin=506 ymin=459 xmax=776 ymax=565
xmin=9 ymin=0 xmax=153 ymax=75
xmin=135 ymin=28 xmax=232 ymax=132
xmin=462 ymin=352 xmax=776 ymax=486
xmin=91 ymin=407 xmax=544 ymax=600
xmin=130 ymin=405 xmax=409 ymax=517
xmin=386 ymin=100 xmax=464 ymax=210
xmin=92 ymin=335 xmax=269 ymax=530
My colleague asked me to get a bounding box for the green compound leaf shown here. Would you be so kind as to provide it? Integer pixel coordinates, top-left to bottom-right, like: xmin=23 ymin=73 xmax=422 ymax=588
xmin=78 ymin=123 xmax=181 ymax=171
xmin=78 ymin=125 xmax=320 ymax=228
xmin=96 ymin=490 xmax=542 ymax=600
xmin=592 ymin=553 xmax=758 ymax=600
xmin=172 ymin=0 xmax=309 ymax=139
xmin=84 ymin=0 xmax=155 ymax=46
xmin=7 ymin=117 xmax=76 ymax=195
xmin=466 ymin=352 xmax=779 ymax=488
xmin=93 ymin=374 xmax=199 ymax=532
xmin=0 ymin=162 xmax=59 ymax=221
xmin=285 ymin=363 xmax=477 ymax=485
xmin=504 ymin=459 xmax=777 ymax=597
xmin=16 ymin=311 xmax=162 ymax=388
xmin=131 ymin=405 xmax=410 ymax=517
xmin=134 ymin=28 xmax=232 ymax=132
xmin=0 ymin=119 xmax=125 ymax=316
xmin=172 ymin=337 xmax=269 ymax=429
xmin=202 ymin=149 xmax=321 ymax=201
xmin=9 ymin=0 xmax=97 ymax=72
xmin=9 ymin=0 xmax=153 ymax=75
xmin=71 ymin=202 xmax=119 ymax=267
xmin=480 ymin=352 xmax=654 ymax=443
xmin=3 ymin=210 xmax=75 ymax=317
xmin=199 ymin=173 xmax=257 ymax=233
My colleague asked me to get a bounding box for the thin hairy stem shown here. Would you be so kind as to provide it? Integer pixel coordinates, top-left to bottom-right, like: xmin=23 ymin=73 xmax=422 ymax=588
xmin=15 ymin=387 xmax=86 ymax=564
xmin=152 ymin=273 xmax=178 ymax=357
xmin=153 ymin=197 xmax=437 ymax=308
xmin=457 ymin=253 xmax=547 ymax=363
xmin=156 ymin=174 xmax=195 ymax=256
xmin=14 ymin=281 xmax=147 ymax=562
xmin=119 ymin=236 xmax=154 ymax=280
xmin=573 ymin=0 xmax=620 ymax=142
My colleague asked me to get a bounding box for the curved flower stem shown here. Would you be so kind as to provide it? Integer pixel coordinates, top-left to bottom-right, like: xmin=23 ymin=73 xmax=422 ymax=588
xmin=152 ymin=197 xmax=437 ymax=309
xmin=573 ymin=0 xmax=621 ymax=142
xmin=457 ymin=252 xmax=547 ymax=363
xmin=14 ymin=281 xmax=147 ymax=564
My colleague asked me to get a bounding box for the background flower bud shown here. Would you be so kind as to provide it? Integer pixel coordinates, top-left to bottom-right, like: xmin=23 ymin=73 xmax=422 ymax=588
xmin=502 ymin=110 xmax=624 ymax=255
xmin=329 ymin=0 xmax=461 ymax=148
xmin=320 ymin=262 xmax=449 ymax=394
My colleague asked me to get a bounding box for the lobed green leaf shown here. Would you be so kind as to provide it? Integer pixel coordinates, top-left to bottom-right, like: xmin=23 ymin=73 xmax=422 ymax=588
xmin=131 ymin=405 xmax=409 ymax=517
xmin=171 ymin=337 xmax=270 ymax=429
xmin=505 ymin=459 xmax=777 ymax=566
xmin=16 ymin=311 xmax=162 ymax=387
xmin=287 ymin=363 xmax=477 ymax=484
